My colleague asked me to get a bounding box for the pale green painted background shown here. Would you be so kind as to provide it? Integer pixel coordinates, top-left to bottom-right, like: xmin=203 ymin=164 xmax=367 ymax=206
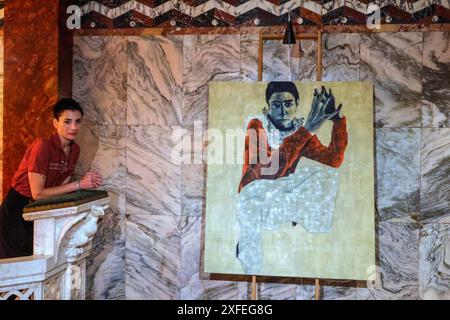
xmin=204 ymin=81 xmax=375 ymax=280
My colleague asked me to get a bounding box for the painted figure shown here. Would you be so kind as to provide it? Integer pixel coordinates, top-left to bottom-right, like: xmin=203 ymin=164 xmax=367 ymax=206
xmin=236 ymin=81 xmax=348 ymax=274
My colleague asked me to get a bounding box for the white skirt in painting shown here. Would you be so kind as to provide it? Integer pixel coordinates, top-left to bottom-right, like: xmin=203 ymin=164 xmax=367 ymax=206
xmin=236 ymin=166 xmax=340 ymax=274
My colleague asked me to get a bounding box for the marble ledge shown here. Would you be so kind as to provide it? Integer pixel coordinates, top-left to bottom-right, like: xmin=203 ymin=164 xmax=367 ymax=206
xmin=23 ymin=197 xmax=110 ymax=221
xmin=74 ymin=24 xmax=450 ymax=37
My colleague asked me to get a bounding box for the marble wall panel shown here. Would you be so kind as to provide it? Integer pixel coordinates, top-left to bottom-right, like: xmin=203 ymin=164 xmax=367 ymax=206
xmin=69 ymin=32 xmax=450 ymax=300
xmin=257 ymin=281 xmax=299 ymax=300
xmin=422 ymin=32 xmax=450 ymax=128
xmin=376 ymin=128 xmax=421 ymax=222
xmin=126 ymin=125 xmax=181 ymax=216
xmin=76 ymin=125 xmax=127 ymax=201
xmin=321 ymin=283 xmax=358 ymax=300
xmin=241 ymin=35 xmax=322 ymax=83
xmin=420 ymin=128 xmax=450 ymax=223
xmin=322 ymin=33 xmax=360 ymax=81
xmin=180 ymin=216 xmax=247 ymax=299
xmin=126 ymin=215 xmax=181 ymax=299
xmin=360 ymin=33 xmax=423 ymax=127
xmin=183 ymin=35 xmax=240 ymax=126
xmin=181 ymin=163 xmax=205 ymax=217
xmin=296 ymin=40 xmax=318 ymax=81
xmin=419 ymin=223 xmax=450 ymax=300
xmin=75 ymin=124 xmax=127 ymax=299
xmin=262 ymin=39 xmax=299 ymax=82
xmin=127 ymin=36 xmax=183 ymax=125
xmin=240 ymin=34 xmax=259 ymax=82
xmin=241 ymin=35 xmax=318 ymax=83
xmin=357 ymin=222 xmax=419 ymax=299
xmin=73 ymin=36 xmax=127 ymax=126
xmin=87 ymin=207 xmax=126 ymax=299
xmin=298 ymin=281 xmax=357 ymax=300
xmin=261 ymin=38 xmax=318 ymax=82
xmin=181 ymin=125 xmax=207 ymax=217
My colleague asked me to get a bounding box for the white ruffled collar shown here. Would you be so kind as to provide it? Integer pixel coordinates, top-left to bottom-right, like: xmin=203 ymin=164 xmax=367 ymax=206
xmin=244 ymin=114 xmax=304 ymax=149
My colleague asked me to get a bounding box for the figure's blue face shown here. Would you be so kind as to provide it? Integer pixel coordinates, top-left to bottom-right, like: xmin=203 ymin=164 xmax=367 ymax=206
xmin=267 ymin=92 xmax=298 ymax=129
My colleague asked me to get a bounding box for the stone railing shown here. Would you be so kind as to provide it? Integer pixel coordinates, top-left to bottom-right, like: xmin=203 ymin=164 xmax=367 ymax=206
xmin=0 ymin=191 xmax=109 ymax=300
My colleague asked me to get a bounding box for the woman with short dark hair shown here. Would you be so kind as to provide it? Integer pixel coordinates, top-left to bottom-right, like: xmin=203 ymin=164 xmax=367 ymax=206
xmin=0 ymin=98 xmax=103 ymax=259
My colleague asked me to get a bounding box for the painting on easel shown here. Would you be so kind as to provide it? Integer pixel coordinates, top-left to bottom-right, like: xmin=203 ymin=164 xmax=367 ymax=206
xmin=204 ymin=81 xmax=375 ymax=280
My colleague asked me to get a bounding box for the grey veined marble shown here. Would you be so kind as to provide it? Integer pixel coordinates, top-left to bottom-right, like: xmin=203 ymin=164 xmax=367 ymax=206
xmin=357 ymin=222 xmax=419 ymax=300
xmin=323 ymin=33 xmax=360 ymax=82
xmin=73 ymin=36 xmax=128 ymax=126
xmin=419 ymin=223 xmax=450 ymax=300
xmin=126 ymin=126 xmax=181 ymax=216
xmin=297 ymin=40 xmax=318 ymax=81
xmin=420 ymin=128 xmax=450 ymax=222
xmin=76 ymin=125 xmax=127 ymax=300
xmin=183 ymin=35 xmax=240 ymax=126
xmin=181 ymin=163 xmax=205 ymax=217
xmin=180 ymin=126 xmax=207 ymax=217
xmin=76 ymin=125 xmax=127 ymax=201
xmin=262 ymin=38 xmax=318 ymax=82
xmin=87 ymin=206 xmax=125 ymax=300
xmin=262 ymin=39 xmax=299 ymax=82
xmin=257 ymin=280 xmax=300 ymax=300
xmin=376 ymin=128 xmax=420 ymax=222
xmin=360 ymin=33 xmax=422 ymax=127
xmin=422 ymin=32 xmax=450 ymax=128
xmin=125 ymin=215 xmax=181 ymax=299
xmin=127 ymin=36 xmax=183 ymax=125
xmin=240 ymin=34 xmax=259 ymax=82
xmin=180 ymin=216 xmax=246 ymax=300
xmin=298 ymin=280 xmax=357 ymax=300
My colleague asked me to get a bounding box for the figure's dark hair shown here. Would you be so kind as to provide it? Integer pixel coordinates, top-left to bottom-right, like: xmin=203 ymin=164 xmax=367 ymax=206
xmin=53 ymin=98 xmax=84 ymax=119
xmin=265 ymin=81 xmax=300 ymax=104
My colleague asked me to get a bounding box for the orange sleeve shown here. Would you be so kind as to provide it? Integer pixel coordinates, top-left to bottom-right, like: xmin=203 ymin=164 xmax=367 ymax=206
xmin=301 ymin=116 xmax=348 ymax=168
xmin=241 ymin=119 xmax=267 ymax=176
xmin=239 ymin=119 xmax=266 ymax=192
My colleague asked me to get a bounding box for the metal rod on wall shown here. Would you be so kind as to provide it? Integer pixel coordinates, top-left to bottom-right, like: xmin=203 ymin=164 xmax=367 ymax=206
xmin=315 ymin=28 xmax=323 ymax=301
xmin=316 ymin=30 xmax=323 ymax=81
xmin=288 ymin=43 xmax=292 ymax=81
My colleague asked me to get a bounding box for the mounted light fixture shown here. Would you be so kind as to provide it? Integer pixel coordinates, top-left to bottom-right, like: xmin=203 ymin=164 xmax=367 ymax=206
xmin=283 ymin=10 xmax=296 ymax=81
xmin=283 ymin=11 xmax=296 ymax=45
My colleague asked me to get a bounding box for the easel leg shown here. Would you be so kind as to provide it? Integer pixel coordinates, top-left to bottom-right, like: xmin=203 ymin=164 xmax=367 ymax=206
xmin=251 ymin=276 xmax=257 ymax=300
xmin=315 ymin=279 xmax=320 ymax=300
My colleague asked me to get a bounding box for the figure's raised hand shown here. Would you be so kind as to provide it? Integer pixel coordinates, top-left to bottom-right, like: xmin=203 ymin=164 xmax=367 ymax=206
xmin=304 ymin=86 xmax=343 ymax=133
xmin=323 ymin=87 xmax=342 ymax=121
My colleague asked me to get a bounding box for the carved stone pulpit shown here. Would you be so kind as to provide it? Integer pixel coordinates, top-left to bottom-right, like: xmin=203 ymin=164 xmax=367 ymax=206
xmin=0 ymin=190 xmax=109 ymax=300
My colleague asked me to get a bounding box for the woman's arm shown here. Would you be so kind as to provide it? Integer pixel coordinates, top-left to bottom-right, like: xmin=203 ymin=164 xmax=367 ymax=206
xmin=28 ymin=171 xmax=103 ymax=200
xmin=28 ymin=172 xmax=80 ymax=200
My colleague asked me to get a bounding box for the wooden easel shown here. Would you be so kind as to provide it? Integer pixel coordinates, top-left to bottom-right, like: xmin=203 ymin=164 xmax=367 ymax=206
xmin=252 ymin=28 xmax=324 ymax=301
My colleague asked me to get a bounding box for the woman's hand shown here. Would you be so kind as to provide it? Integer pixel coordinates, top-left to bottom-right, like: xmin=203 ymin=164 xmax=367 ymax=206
xmin=79 ymin=170 xmax=103 ymax=189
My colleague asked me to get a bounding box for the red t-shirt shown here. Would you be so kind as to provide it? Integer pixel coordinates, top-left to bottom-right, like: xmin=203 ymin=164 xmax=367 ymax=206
xmin=11 ymin=133 xmax=80 ymax=199
xmin=239 ymin=117 xmax=348 ymax=192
